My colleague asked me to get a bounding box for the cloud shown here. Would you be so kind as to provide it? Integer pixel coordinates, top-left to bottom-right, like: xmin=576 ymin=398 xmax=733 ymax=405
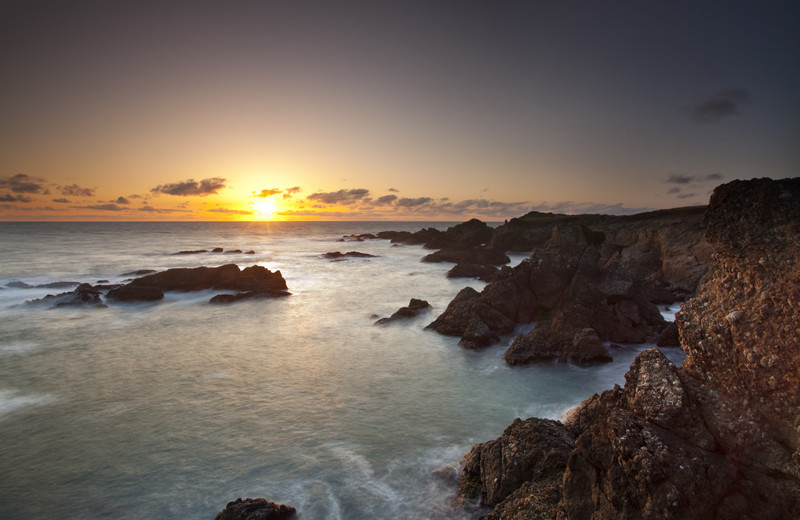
xmin=1 ymin=173 xmax=47 ymax=194
xmin=665 ymin=174 xmax=693 ymax=185
xmin=665 ymin=173 xmax=725 ymax=186
xmin=667 ymin=187 xmax=681 ymax=195
xmin=307 ymin=188 xmax=370 ymax=205
xmin=687 ymin=87 xmax=752 ymax=123
xmin=115 ymin=196 xmax=130 ymax=204
xmin=255 ymin=188 xmax=282 ymax=198
xmin=74 ymin=204 xmax=126 ymax=211
xmin=0 ymin=193 xmax=33 ymax=202
xmin=151 ymin=177 xmax=226 ymax=196
xmin=137 ymin=205 xmax=192 ymax=213
xmin=52 ymin=198 xmax=70 ymax=203
xmin=677 ymin=193 xmax=697 ymax=199
xmin=206 ymin=208 xmax=254 ymax=215
xmin=388 ymin=187 xmax=399 ymax=192
xmin=283 ymin=186 xmax=302 ymax=199
xmin=60 ymin=184 xmax=95 ymax=197
xmin=396 ymin=197 xmax=433 ymax=207
xmin=376 ymin=194 xmax=398 ymax=205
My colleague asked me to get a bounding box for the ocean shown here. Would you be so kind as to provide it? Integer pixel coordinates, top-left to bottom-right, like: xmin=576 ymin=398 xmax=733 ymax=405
xmin=0 ymin=221 xmax=684 ymax=519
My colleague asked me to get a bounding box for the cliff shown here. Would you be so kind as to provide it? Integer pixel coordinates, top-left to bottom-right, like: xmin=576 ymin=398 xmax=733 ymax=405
xmin=457 ymin=178 xmax=800 ymax=519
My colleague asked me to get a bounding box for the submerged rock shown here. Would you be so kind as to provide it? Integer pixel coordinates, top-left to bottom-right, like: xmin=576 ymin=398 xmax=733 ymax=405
xmin=215 ymin=498 xmax=296 ymax=520
xmin=26 ymin=283 xmax=106 ymax=308
xmin=106 ymin=284 xmax=164 ymax=302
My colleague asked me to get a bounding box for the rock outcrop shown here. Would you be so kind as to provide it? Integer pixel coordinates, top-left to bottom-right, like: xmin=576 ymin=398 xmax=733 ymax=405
xmin=214 ymin=498 xmax=296 ymax=520
xmin=456 ymin=178 xmax=800 ymax=519
xmin=323 ymin=251 xmax=377 ymax=259
xmin=427 ymin=207 xmax=710 ymax=363
xmin=375 ymin=298 xmax=431 ymax=324
xmin=128 ymin=264 xmax=288 ymax=295
xmin=25 ymin=283 xmax=106 ymax=308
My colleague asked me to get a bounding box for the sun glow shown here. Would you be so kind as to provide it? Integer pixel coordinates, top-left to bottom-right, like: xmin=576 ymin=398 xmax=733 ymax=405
xmin=251 ymin=198 xmax=278 ymax=220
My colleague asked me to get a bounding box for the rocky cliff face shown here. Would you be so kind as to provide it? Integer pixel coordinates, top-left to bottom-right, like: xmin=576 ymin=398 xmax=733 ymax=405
xmin=427 ymin=206 xmax=710 ymax=363
xmin=457 ymin=178 xmax=800 ymax=519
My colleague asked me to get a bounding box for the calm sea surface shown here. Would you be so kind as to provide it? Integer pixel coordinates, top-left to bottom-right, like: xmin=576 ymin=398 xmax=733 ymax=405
xmin=0 ymin=222 xmax=684 ymax=519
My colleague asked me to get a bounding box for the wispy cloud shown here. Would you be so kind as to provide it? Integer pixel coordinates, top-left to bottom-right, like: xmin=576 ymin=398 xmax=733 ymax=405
xmin=0 ymin=173 xmax=46 ymax=194
xmin=60 ymin=184 xmax=95 ymax=197
xmin=114 ymin=196 xmax=130 ymax=204
xmin=206 ymin=208 xmax=254 ymax=215
xmin=151 ymin=177 xmax=226 ymax=196
xmin=665 ymin=173 xmax=722 ymax=185
xmin=255 ymin=188 xmax=282 ymax=198
xmin=375 ymin=194 xmax=398 ymax=205
xmin=307 ymin=188 xmax=370 ymax=205
xmin=396 ymin=197 xmax=433 ymax=207
xmin=282 ymin=186 xmax=302 ymax=200
xmin=0 ymin=193 xmax=33 ymax=202
xmin=137 ymin=205 xmax=192 ymax=213
xmin=75 ymin=203 xmax=126 ymax=211
xmin=52 ymin=198 xmax=70 ymax=203
xmin=687 ymin=87 xmax=752 ymax=123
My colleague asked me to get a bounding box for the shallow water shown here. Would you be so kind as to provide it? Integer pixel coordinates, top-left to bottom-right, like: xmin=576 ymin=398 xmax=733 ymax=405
xmin=0 ymin=222 xmax=685 ymax=519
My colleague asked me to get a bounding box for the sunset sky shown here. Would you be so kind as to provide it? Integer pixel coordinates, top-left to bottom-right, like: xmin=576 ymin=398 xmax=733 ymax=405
xmin=1 ymin=0 xmax=797 ymax=221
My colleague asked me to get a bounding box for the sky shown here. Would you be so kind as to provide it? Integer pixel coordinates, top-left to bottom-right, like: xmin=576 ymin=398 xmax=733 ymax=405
xmin=1 ymin=0 xmax=798 ymax=221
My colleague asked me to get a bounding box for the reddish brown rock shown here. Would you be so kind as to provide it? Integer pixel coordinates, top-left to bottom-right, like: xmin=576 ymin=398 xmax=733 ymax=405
xmin=214 ymin=498 xmax=296 ymax=520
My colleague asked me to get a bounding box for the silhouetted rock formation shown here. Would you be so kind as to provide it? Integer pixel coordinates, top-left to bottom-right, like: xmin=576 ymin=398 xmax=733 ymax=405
xmin=106 ymin=284 xmax=164 ymax=302
xmin=446 ymin=263 xmax=498 ymax=281
xmin=427 ymin=207 xmax=710 ymax=362
xmin=214 ymin=498 xmax=296 ymax=520
xmin=456 ymin=178 xmax=800 ymax=519
xmin=375 ymin=298 xmax=431 ymax=324
xmin=128 ymin=264 xmax=287 ymax=294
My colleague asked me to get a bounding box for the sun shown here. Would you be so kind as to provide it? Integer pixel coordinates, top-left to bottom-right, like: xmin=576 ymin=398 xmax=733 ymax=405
xmin=251 ymin=198 xmax=277 ymax=220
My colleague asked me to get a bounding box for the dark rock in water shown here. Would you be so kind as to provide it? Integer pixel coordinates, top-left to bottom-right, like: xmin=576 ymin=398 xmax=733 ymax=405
xmin=174 ymin=249 xmax=209 ymax=255
xmin=211 ymin=247 xmax=224 ymax=253
xmin=244 ymin=250 xmax=255 ymax=255
xmin=225 ymin=249 xmax=243 ymax=254
xmin=422 ymin=246 xmax=509 ymax=266
xmin=27 ymin=283 xmax=106 ymax=308
xmin=96 ymin=280 xmax=109 ymax=284
xmin=120 ymin=269 xmax=157 ymax=277
xmin=458 ymin=417 xmax=575 ymax=508
xmin=375 ymin=298 xmax=431 ymax=324
xmin=209 ymin=291 xmax=290 ymax=304
xmin=323 ymin=251 xmax=377 ymax=259
xmin=128 ymin=264 xmax=288 ymax=295
xmin=446 ymin=263 xmax=498 ymax=281
xmin=655 ymin=320 xmax=680 ymax=346
xmin=106 ymin=284 xmax=164 ymax=302
xmin=215 ymin=497 xmax=296 ymax=520
xmin=341 ymin=233 xmax=377 ymax=241
xmin=458 ymin=318 xmax=500 ymax=349
xmin=7 ymin=281 xmax=33 ymax=288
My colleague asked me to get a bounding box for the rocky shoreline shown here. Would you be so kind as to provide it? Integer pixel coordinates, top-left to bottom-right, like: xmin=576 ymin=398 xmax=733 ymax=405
xmin=219 ymin=177 xmax=798 ymax=519
xmin=455 ymin=178 xmax=799 ymax=519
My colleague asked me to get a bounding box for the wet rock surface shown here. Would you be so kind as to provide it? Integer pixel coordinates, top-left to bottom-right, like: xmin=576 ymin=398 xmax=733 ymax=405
xmin=214 ymin=498 xmax=296 ymax=520
xmin=323 ymin=251 xmax=377 ymax=259
xmin=455 ymin=178 xmax=800 ymax=519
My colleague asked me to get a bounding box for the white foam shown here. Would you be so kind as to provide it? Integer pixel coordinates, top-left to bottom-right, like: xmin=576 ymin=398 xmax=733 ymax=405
xmin=0 ymin=341 xmax=38 ymax=356
xmin=0 ymin=389 xmax=55 ymax=419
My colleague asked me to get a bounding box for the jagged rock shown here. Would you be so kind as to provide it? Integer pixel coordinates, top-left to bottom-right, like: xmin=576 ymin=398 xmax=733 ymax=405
xmin=569 ymin=328 xmax=612 ymax=364
xmin=106 ymin=284 xmax=164 ymax=302
xmin=375 ymin=298 xmax=430 ymax=324
xmin=655 ymin=321 xmax=680 ymax=346
xmin=458 ymin=318 xmax=500 ymax=349
xmin=446 ymin=263 xmax=498 ymax=281
xmin=323 ymin=251 xmax=377 ymax=259
xmin=26 ymin=283 xmax=106 ymax=308
xmin=458 ymin=417 xmax=575 ymax=508
xmin=215 ymin=497 xmax=296 ymax=520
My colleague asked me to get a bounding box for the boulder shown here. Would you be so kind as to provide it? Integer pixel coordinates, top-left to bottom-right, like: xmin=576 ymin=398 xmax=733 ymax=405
xmin=375 ymin=298 xmax=431 ymax=324
xmin=128 ymin=264 xmax=288 ymax=295
xmin=215 ymin=498 xmax=296 ymax=520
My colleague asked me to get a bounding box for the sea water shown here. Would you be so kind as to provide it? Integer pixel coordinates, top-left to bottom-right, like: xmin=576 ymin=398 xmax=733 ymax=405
xmin=0 ymin=222 xmax=685 ymax=519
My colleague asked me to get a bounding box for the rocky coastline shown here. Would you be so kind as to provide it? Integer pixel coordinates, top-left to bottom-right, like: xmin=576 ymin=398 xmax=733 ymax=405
xmin=454 ymin=178 xmax=800 ymax=519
